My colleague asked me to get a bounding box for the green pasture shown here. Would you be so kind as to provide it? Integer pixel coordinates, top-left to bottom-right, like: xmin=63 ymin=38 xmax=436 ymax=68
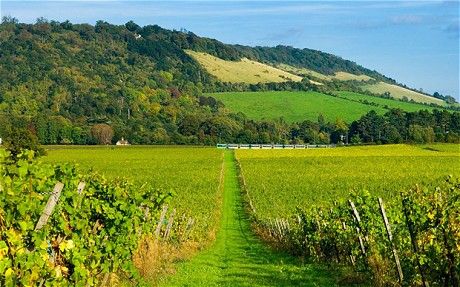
xmin=335 ymin=91 xmax=438 ymax=112
xmin=210 ymin=91 xmax=438 ymax=123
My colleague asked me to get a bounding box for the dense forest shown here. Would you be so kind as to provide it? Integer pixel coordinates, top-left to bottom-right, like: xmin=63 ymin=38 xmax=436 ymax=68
xmin=0 ymin=18 xmax=458 ymax=147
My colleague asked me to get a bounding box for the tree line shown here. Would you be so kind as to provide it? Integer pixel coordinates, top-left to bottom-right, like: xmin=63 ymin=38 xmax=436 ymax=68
xmin=2 ymin=107 xmax=459 ymax=150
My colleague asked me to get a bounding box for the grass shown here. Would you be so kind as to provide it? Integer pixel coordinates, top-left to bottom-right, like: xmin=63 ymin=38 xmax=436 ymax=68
xmin=44 ymin=146 xmax=224 ymax=241
xmin=186 ymin=50 xmax=302 ymax=84
xmin=362 ymin=81 xmax=444 ymax=105
xmin=159 ymin=150 xmax=351 ymax=286
xmin=335 ymin=91 xmax=438 ymax=112
xmin=236 ymin=144 xmax=460 ymax=220
xmin=276 ymin=64 xmax=372 ymax=82
xmin=210 ymin=91 xmax=427 ymax=123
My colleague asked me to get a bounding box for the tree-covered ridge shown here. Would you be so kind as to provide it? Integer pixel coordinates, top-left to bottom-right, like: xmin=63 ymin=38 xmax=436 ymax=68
xmin=0 ymin=18 xmax=458 ymax=146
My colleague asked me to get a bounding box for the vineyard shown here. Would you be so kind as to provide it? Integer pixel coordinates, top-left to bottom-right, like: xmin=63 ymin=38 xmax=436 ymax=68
xmin=1 ymin=147 xmax=225 ymax=286
xmin=0 ymin=149 xmax=172 ymax=286
xmin=44 ymin=146 xmax=224 ymax=242
xmin=1 ymin=144 xmax=459 ymax=286
xmin=236 ymin=144 xmax=460 ymax=285
xmin=235 ymin=144 xmax=460 ymax=218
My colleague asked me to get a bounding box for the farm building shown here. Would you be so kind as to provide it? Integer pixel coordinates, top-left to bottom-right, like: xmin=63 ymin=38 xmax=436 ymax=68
xmin=116 ymin=138 xmax=130 ymax=146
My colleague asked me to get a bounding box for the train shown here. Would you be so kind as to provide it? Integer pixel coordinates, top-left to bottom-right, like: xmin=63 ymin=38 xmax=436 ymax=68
xmin=216 ymin=143 xmax=335 ymax=149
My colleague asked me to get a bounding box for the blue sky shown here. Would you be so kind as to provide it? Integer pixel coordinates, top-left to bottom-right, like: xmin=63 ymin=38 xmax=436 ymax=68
xmin=1 ymin=1 xmax=459 ymax=99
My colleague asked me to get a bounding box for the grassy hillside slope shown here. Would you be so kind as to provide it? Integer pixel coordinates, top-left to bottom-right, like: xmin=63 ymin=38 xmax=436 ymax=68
xmin=276 ymin=64 xmax=442 ymax=105
xmin=211 ymin=91 xmax=387 ymax=122
xmin=335 ymin=91 xmax=437 ymax=112
xmin=186 ymin=50 xmax=302 ymax=84
xmin=277 ymin=63 xmax=372 ymax=82
xmin=362 ymin=82 xmax=444 ymax=105
xmin=211 ymin=91 xmax=440 ymax=123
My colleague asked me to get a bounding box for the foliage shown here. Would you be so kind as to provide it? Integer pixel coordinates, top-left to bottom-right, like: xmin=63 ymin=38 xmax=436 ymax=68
xmin=1 ymin=116 xmax=44 ymax=159
xmin=90 ymin=124 xmax=114 ymax=145
xmin=0 ymin=150 xmax=171 ymax=286
xmin=254 ymin=179 xmax=460 ymax=286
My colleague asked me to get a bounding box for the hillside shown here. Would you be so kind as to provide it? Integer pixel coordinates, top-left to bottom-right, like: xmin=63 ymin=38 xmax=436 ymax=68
xmin=210 ymin=91 xmax=440 ymax=123
xmin=0 ymin=19 xmax=458 ymax=146
xmin=186 ymin=50 xmax=302 ymax=84
xmin=361 ymin=82 xmax=443 ymax=105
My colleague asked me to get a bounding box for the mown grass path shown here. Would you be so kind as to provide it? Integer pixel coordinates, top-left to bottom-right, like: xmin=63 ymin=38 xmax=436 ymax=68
xmin=159 ymin=151 xmax=340 ymax=286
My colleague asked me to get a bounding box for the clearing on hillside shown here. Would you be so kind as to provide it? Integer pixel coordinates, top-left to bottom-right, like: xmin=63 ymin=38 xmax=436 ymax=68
xmin=276 ymin=63 xmax=372 ymax=82
xmin=186 ymin=50 xmax=302 ymax=84
xmin=362 ymin=81 xmax=444 ymax=105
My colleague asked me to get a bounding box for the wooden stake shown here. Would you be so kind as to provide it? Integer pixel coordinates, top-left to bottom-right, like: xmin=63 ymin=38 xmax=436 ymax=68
xmin=184 ymin=217 xmax=195 ymax=240
xmin=378 ymin=198 xmax=404 ymax=284
xmin=35 ymin=182 xmax=64 ymax=231
xmin=77 ymin=182 xmax=86 ymax=195
xmin=402 ymin=196 xmax=429 ymax=287
xmin=349 ymin=200 xmax=367 ymax=255
xmin=164 ymin=209 xmax=176 ymax=239
xmin=155 ymin=205 xmax=168 ymax=238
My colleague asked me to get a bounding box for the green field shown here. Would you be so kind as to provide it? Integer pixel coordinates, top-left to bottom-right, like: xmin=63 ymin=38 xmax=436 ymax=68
xmin=210 ymin=91 xmax=437 ymax=123
xmin=44 ymin=146 xmax=224 ymax=240
xmin=335 ymin=91 xmax=438 ymax=112
xmin=236 ymin=144 xmax=460 ymax=220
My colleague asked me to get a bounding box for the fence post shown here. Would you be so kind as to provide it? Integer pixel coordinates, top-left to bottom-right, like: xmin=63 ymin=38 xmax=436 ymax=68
xmin=378 ymin=198 xmax=404 ymax=284
xmin=164 ymin=209 xmax=176 ymax=240
xmin=35 ymin=182 xmax=64 ymax=231
xmin=181 ymin=217 xmax=195 ymax=241
xmin=349 ymin=200 xmax=367 ymax=256
xmin=77 ymin=182 xmax=86 ymax=195
xmin=155 ymin=205 xmax=168 ymax=238
xmin=402 ymin=195 xmax=429 ymax=287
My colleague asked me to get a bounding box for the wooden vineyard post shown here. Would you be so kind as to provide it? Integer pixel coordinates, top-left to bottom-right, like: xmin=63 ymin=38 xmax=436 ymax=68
xmin=275 ymin=219 xmax=283 ymax=240
xmin=35 ymin=182 xmax=65 ymax=231
xmin=182 ymin=217 xmax=195 ymax=241
xmin=378 ymin=198 xmax=404 ymax=284
xmin=164 ymin=209 xmax=176 ymax=240
xmin=77 ymin=182 xmax=86 ymax=194
xmin=155 ymin=205 xmax=168 ymax=238
xmin=402 ymin=196 xmax=429 ymax=287
xmin=349 ymin=200 xmax=367 ymax=256
xmin=341 ymin=220 xmax=356 ymax=266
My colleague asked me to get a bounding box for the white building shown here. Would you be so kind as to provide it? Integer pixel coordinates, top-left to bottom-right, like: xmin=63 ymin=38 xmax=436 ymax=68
xmin=116 ymin=137 xmax=130 ymax=146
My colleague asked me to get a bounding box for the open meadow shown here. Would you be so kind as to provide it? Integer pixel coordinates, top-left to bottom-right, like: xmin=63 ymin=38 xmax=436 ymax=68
xmin=210 ymin=91 xmax=443 ymax=123
xmin=210 ymin=91 xmax=387 ymax=122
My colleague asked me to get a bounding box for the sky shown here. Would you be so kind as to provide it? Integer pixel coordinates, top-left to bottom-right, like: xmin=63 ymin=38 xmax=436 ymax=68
xmin=1 ymin=1 xmax=459 ymax=100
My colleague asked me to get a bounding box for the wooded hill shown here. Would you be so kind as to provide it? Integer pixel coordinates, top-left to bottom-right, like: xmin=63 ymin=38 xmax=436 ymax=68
xmin=0 ymin=18 xmax=458 ymax=146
